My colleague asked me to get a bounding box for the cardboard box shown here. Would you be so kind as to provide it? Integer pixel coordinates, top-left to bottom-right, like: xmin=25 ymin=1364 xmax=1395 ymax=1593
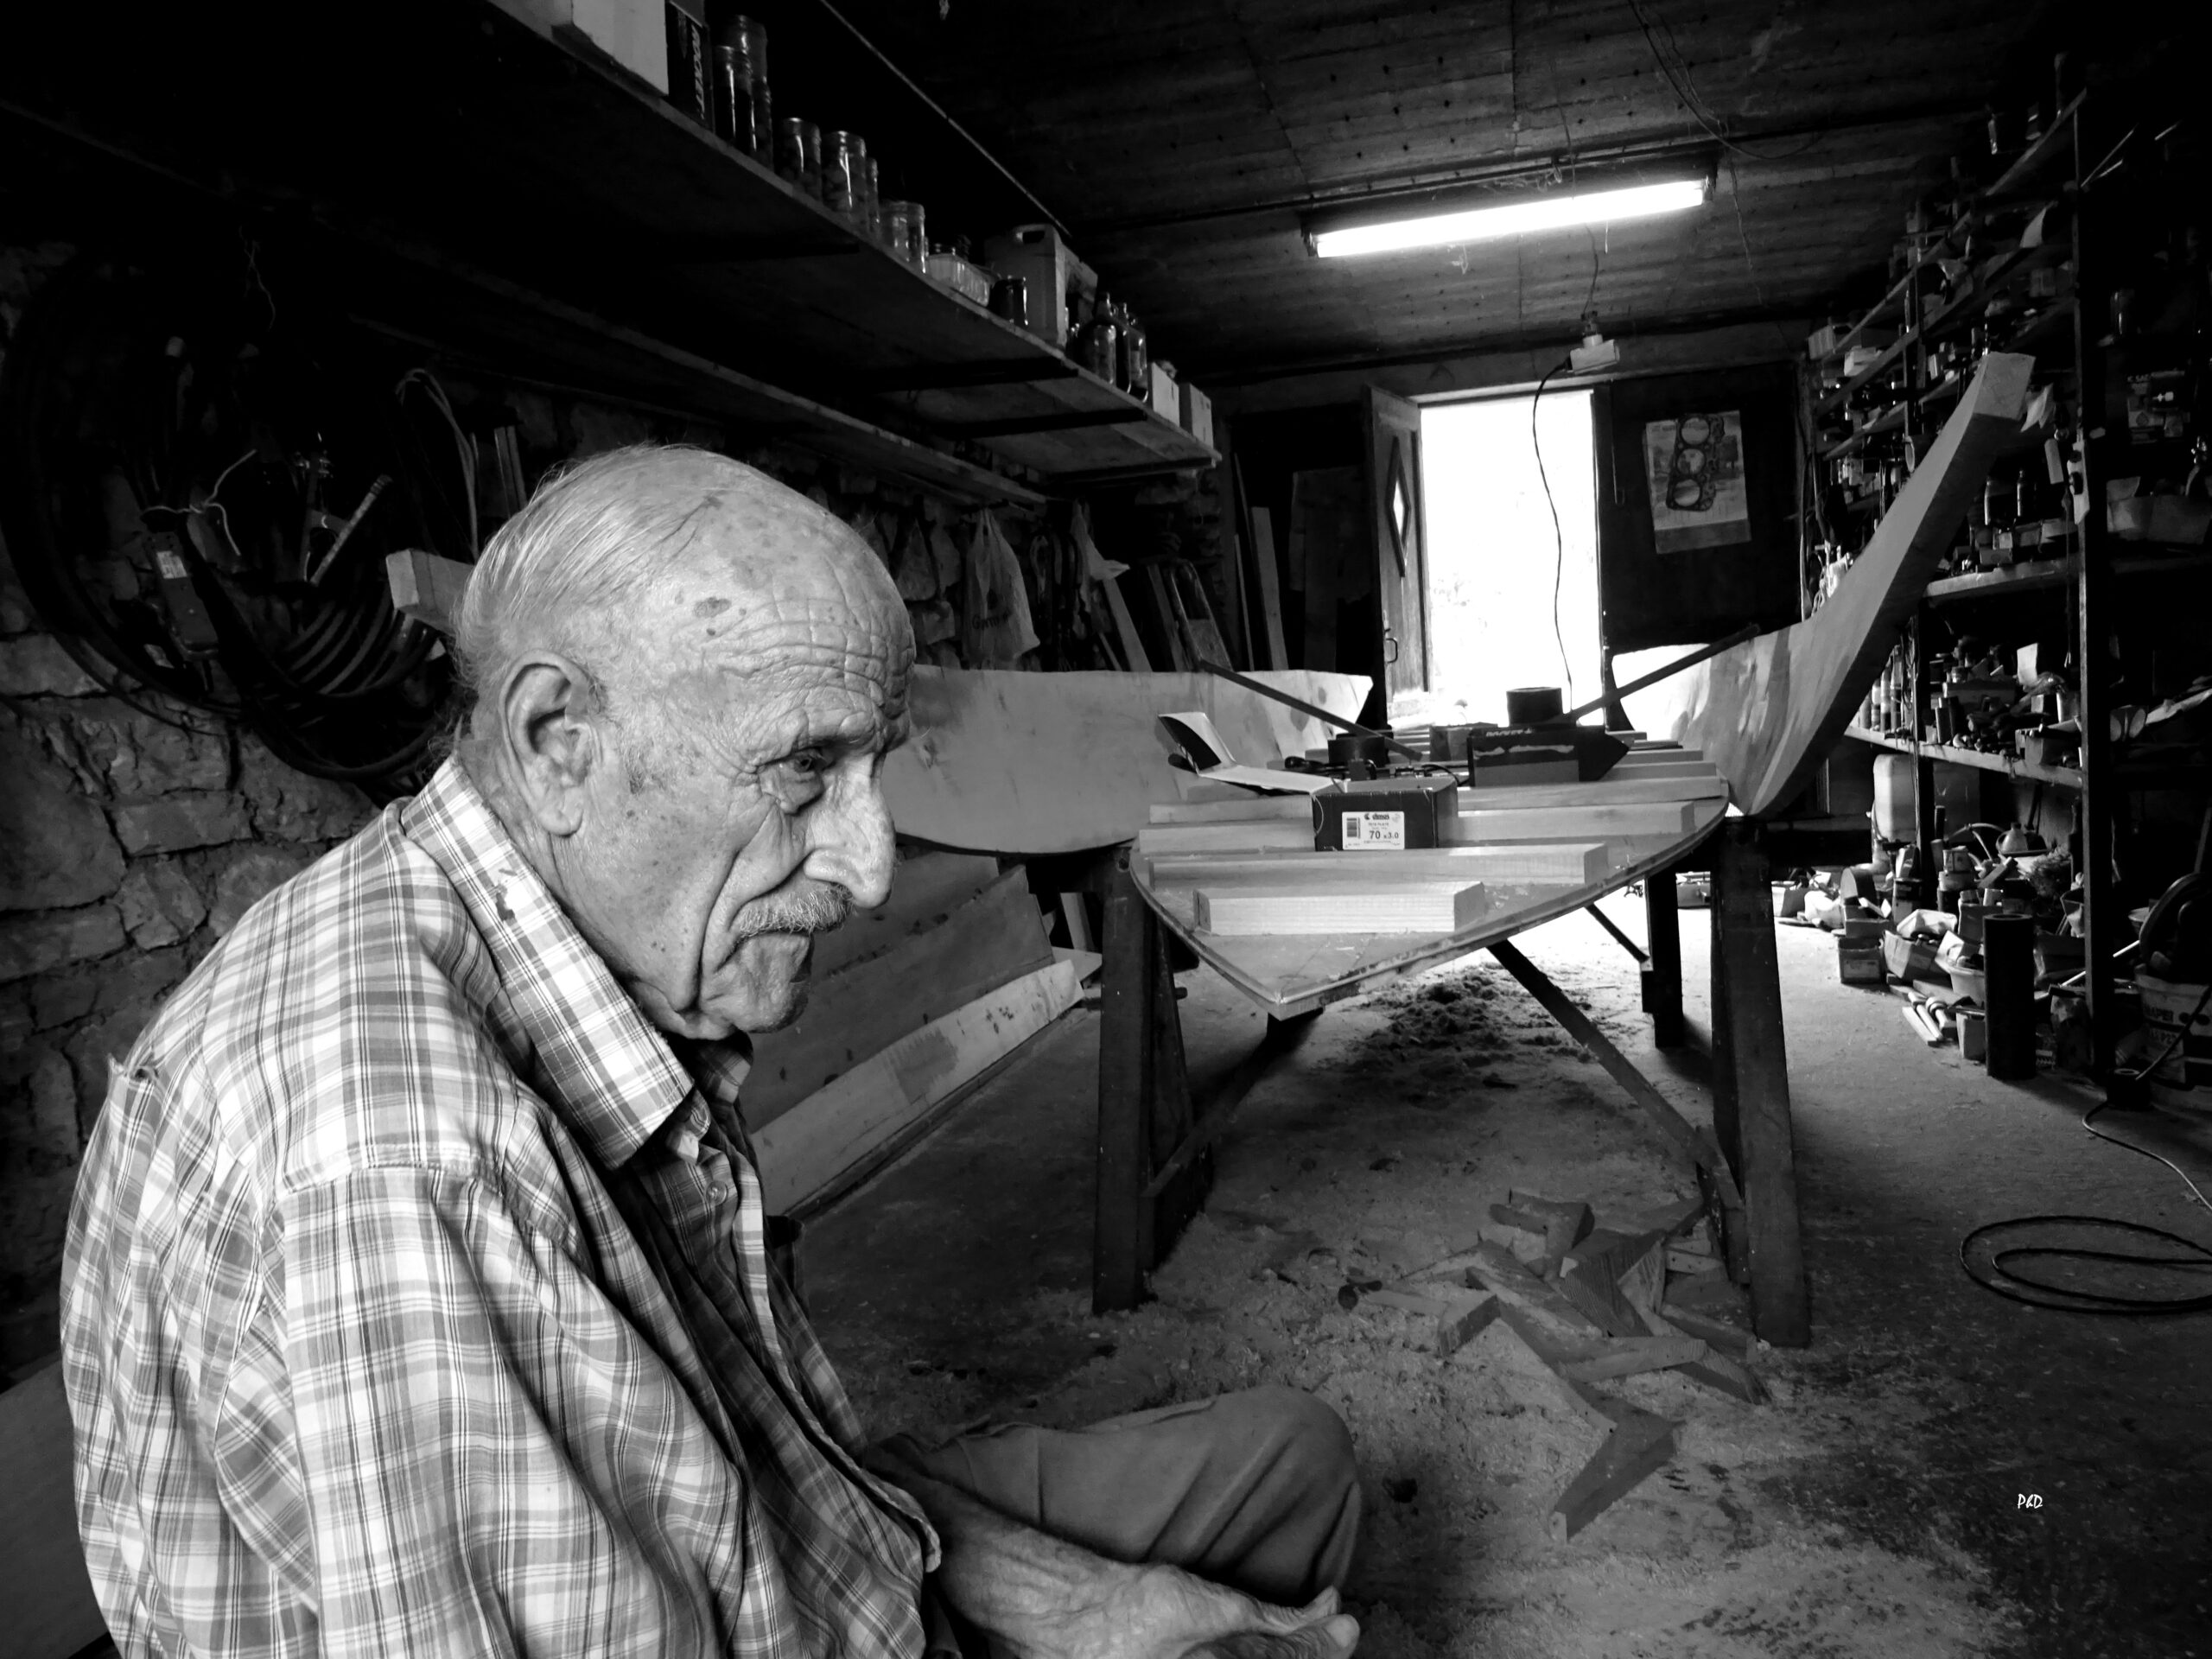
xmin=1839 ymin=937 xmax=1885 ymax=984
xmin=1180 ymin=380 xmax=1214 ymax=448
xmin=489 ymin=0 xmax=668 ymax=91
xmin=1883 ymin=929 xmax=1941 ymax=982
xmin=1147 ymin=363 xmax=1179 ymax=420
xmin=1312 ymin=778 xmax=1460 ymax=851
xmin=981 ymin=224 xmax=1077 ymax=347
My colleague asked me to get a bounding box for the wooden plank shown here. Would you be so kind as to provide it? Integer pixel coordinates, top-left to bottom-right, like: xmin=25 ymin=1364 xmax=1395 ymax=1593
xmin=1560 ymin=1337 xmax=1708 ymax=1382
xmin=1713 ymin=825 xmax=1811 ymax=1346
xmin=1248 ymin=505 xmax=1290 ymax=672
xmin=743 ymin=869 xmax=1052 ymax=1127
xmin=1461 ymin=1243 xmax=1608 ymax=1346
xmin=1631 ymin=353 xmax=2033 ymax=817
xmin=1140 ymin=1012 xmax=1319 ymax=1204
xmin=1433 ymin=1288 xmax=1502 ymax=1357
xmin=1557 ymin=1230 xmax=1667 ymax=1338
xmin=753 ymin=960 xmax=1078 ymax=1213
xmin=1136 ymin=820 xmax=1316 ymax=858
xmin=1449 ymin=801 xmax=1697 ymax=844
xmin=1452 ymin=773 xmax=1726 ymax=810
xmin=810 ymin=851 xmax=1001 ymax=978
xmin=1095 ymin=859 xmax=1154 ymax=1313
xmin=1644 ymin=863 xmax=1686 ymax=1048
xmin=1147 ymin=842 xmax=1616 ymax=887
xmin=1147 ymin=795 xmax=1313 ymax=826
xmin=881 ymin=666 xmax=1370 ymax=855
xmin=385 ymin=547 xmax=474 ymax=635
xmin=1503 ymin=1190 xmax=1594 ymax=1275
xmin=1488 ymin=940 xmax=1738 ymax=1197
xmin=1550 ymin=1414 xmax=1678 ymax=1542
xmin=1195 ymin=880 xmax=1490 ymax=937
xmin=0 ymin=1361 xmax=106 ymax=1659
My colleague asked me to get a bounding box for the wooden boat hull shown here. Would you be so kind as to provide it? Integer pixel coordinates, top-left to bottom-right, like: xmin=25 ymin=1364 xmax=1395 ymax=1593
xmin=1134 ymin=750 xmax=1729 ymax=1017
xmin=1628 ymin=352 xmax=2034 ymax=818
xmin=883 ymin=666 xmax=1370 ymax=854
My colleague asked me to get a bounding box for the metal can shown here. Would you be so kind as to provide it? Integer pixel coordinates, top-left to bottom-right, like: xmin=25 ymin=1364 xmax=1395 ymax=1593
xmin=822 ymin=130 xmax=857 ymax=214
xmin=989 ymin=275 xmax=1029 ymax=329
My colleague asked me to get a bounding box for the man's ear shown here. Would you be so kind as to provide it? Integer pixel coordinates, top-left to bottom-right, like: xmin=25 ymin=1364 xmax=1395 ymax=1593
xmin=496 ymin=655 xmax=603 ymax=838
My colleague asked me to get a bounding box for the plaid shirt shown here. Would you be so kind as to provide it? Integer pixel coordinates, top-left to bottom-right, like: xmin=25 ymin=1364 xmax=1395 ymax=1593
xmin=62 ymin=760 xmax=938 ymax=1658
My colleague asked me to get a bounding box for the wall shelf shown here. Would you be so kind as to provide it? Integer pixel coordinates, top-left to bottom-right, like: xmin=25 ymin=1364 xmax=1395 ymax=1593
xmin=0 ymin=0 xmax=1217 ymax=491
xmin=1844 ymin=724 xmax=2083 ymax=788
xmin=1923 ymin=548 xmax=2212 ymax=602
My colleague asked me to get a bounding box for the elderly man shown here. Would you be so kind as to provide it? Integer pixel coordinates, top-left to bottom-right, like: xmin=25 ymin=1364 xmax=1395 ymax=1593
xmin=62 ymin=446 xmax=1362 ymax=1658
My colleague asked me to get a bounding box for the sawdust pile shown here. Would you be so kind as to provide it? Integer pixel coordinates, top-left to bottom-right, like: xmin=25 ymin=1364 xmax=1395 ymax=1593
xmin=822 ymin=956 xmax=2020 ymax=1657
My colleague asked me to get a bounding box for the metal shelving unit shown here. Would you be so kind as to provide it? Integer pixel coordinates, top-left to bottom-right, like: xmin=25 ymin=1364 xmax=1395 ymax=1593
xmin=1827 ymin=73 xmax=2209 ymax=1082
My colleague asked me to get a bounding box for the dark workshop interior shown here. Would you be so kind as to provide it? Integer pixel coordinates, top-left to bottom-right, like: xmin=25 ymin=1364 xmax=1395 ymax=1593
xmin=3 ymin=3 xmax=2210 ymax=1656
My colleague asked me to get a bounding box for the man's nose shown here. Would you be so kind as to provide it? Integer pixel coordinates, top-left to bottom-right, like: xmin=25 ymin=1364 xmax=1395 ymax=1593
xmin=805 ymin=766 xmax=898 ymax=911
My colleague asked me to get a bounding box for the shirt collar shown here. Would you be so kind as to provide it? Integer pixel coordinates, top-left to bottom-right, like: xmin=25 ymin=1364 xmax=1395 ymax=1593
xmin=403 ymin=758 xmax=695 ymax=1170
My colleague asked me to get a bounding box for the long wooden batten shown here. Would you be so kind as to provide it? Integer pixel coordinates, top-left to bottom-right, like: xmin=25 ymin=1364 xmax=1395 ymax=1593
xmin=1629 ymin=352 xmax=2035 ymax=818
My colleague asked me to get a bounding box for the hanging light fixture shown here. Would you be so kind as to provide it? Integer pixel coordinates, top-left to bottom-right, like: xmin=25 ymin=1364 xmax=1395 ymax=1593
xmin=1306 ymin=175 xmax=1710 ymax=259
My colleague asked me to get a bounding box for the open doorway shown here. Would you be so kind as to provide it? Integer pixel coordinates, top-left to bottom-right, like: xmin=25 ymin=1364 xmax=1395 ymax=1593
xmin=1408 ymin=390 xmax=1602 ymax=728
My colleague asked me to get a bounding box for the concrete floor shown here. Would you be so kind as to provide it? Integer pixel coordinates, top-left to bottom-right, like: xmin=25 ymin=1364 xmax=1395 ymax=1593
xmin=805 ymin=893 xmax=2212 ymax=1659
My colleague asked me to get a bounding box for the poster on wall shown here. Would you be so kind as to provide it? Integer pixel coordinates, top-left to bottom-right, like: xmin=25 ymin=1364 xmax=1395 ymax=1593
xmin=1643 ymin=411 xmax=1750 ymax=553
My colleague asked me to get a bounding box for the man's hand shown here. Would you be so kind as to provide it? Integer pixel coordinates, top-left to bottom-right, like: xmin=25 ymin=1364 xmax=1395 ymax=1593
xmin=865 ymin=1449 xmax=1359 ymax=1659
xmin=1019 ymin=1561 xmax=1358 ymax=1659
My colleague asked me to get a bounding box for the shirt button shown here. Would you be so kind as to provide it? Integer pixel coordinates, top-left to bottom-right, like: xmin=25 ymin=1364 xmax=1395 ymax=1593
xmin=709 ymin=1182 xmax=730 ymax=1202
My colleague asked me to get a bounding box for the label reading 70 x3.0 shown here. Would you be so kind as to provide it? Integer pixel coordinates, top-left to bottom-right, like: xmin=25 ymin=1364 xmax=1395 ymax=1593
xmin=1340 ymin=810 xmax=1406 ymax=849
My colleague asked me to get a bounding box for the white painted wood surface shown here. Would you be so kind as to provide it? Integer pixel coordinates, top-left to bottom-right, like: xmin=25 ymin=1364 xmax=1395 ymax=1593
xmin=882 ymin=667 xmax=1370 ymax=854
xmin=752 ymin=960 xmax=1081 ymax=1212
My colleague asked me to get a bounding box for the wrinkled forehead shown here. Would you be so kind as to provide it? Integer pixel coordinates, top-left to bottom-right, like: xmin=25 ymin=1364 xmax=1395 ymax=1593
xmin=637 ymin=495 xmax=912 ymax=735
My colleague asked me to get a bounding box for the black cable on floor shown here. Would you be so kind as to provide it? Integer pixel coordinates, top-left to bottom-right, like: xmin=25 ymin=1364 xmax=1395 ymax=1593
xmin=1959 ymin=1216 xmax=2212 ymax=1313
xmin=1959 ymin=978 xmax=2212 ymax=1314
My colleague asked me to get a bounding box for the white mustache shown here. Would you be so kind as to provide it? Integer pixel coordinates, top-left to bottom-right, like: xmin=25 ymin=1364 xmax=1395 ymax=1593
xmin=733 ymin=884 xmax=851 ymax=939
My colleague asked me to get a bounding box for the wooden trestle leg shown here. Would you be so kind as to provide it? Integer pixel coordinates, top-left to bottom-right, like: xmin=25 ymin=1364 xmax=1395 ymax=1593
xmin=1709 ymin=823 xmax=1811 ymax=1347
xmin=1095 ymin=852 xmax=1318 ymax=1313
xmin=1642 ymin=866 xmax=1686 ymax=1049
xmin=1095 ymin=852 xmax=1194 ymax=1312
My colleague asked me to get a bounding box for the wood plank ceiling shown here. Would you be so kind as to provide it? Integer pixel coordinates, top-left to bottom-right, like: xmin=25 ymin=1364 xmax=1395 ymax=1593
xmin=841 ymin=0 xmax=2067 ymax=383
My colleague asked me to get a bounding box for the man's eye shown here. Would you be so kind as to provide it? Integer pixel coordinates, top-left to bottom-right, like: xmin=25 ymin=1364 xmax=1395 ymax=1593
xmin=785 ymin=747 xmax=829 ymax=778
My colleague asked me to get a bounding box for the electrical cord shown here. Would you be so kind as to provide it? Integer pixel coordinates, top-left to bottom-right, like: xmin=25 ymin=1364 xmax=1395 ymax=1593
xmin=1529 ymin=355 xmax=1576 ymax=705
xmin=0 ymin=250 xmax=462 ymax=787
xmin=1623 ymin=0 xmax=1822 ymax=165
xmin=1959 ymin=976 xmax=2212 ymax=1313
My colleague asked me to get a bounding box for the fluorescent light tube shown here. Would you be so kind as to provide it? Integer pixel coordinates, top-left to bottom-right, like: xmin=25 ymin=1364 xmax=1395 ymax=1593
xmin=1311 ymin=177 xmax=1709 ymax=258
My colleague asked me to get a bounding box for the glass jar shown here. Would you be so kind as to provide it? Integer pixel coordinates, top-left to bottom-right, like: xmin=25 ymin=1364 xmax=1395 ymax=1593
xmin=714 ymin=16 xmax=771 ymax=156
xmin=798 ymin=120 xmax=823 ymax=200
xmin=773 ymin=117 xmax=806 ymax=189
xmin=860 ymin=155 xmax=880 ymax=241
xmin=1077 ymin=292 xmax=1119 ymax=383
xmin=822 ymin=130 xmax=857 ymax=215
xmin=881 ymin=200 xmax=912 ymax=260
xmin=843 ymin=135 xmax=871 ymax=227
xmin=901 ymin=201 xmax=928 ymax=269
xmin=1117 ymin=303 xmax=1148 ymax=397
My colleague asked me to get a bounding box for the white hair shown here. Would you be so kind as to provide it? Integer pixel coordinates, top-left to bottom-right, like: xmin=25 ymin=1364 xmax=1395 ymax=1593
xmin=454 ymin=442 xmax=767 ymax=721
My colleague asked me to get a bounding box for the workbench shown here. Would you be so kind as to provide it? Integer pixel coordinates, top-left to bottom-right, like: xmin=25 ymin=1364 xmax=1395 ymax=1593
xmin=1089 ymin=755 xmax=1813 ymax=1349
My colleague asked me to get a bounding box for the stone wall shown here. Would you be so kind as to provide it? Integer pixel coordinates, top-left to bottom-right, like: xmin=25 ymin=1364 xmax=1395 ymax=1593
xmin=0 ymin=239 xmax=1047 ymax=1365
xmin=0 ymin=571 xmax=376 ymax=1361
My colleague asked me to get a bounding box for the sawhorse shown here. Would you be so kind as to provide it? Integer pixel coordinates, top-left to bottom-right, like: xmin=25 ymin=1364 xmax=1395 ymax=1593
xmin=1090 ymin=821 xmax=1813 ymax=1349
